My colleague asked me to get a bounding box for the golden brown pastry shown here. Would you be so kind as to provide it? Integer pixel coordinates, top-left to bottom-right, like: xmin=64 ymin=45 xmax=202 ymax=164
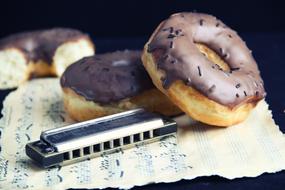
xmin=0 ymin=28 xmax=94 ymax=89
xmin=142 ymin=12 xmax=265 ymax=127
xmin=61 ymin=50 xmax=181 ymax=121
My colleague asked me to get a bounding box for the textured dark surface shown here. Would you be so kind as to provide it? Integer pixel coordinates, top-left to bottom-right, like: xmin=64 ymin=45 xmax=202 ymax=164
xmin=61 ymin=50 xmax=153 ymax=103
xmin=1 ymin=34 xmax=285 ymax=189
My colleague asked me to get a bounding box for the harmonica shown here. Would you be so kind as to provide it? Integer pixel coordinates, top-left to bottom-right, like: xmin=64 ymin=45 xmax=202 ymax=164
xmin=25 ymin=109 xmax=177 ymax=168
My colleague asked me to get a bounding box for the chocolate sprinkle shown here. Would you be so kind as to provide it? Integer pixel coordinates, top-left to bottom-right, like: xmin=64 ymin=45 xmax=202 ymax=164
xmin=216 ymin=23 xmax=220 ymax=27
xmin=208 ymin=85 xmax=216 ymax=93
xmin=186 ymin=77 xmax=191 ymax=85
xmin=244 ymin=91 xmax=247 ymax=96
xmin=223 ymin=53 xmax=228 ymax=59
xmin=168 ymin=34 xmax=176 ymax=39
xmin=230 ymin=67 xmax=240 ymax=72
xmin=175 ymin=29 xmax=182 ymax=35
xmin=235 ymin=83 xmax=241 ymax=88
xmin=199 ymin=19 xmax=204 ymax=26
xmin=198 ymin=66 xmax=202 ymax=76
xmin=162 ymin=27 xmax=174 ymax=33
xmin=236 ymin=93 xmax=239 ymax=98
xmin=170 ymin=41 xmax=174 ymax=48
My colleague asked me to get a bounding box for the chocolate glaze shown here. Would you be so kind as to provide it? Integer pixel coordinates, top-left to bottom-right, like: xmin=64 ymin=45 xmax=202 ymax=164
xmin=147 ymin=12 xmax=265 ymax=107
xmin=0 ymin=28 xmax=91 ymax=63
xmin=61 ymin=50 xmax=154 ymax=103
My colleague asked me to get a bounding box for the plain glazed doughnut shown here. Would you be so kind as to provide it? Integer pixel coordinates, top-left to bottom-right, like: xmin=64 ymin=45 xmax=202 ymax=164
xmin=60 ymin=50 xmax=181 ymax=121
xmin=0 ymin=28 xmax=94 ymax=89
xmin=142 ymin=12 xmax=266 ymax=126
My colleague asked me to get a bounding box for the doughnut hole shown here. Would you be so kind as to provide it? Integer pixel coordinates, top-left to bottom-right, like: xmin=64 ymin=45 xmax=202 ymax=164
xmin=195 ymin=43 xmax=230 ymax=71
xmin=0 ymin=48 xmax=28 ymax=89
xmin=52 ymin=38 xmax=95 ymax=76
xmin=27 ymin=60 xmax=53 ymax=78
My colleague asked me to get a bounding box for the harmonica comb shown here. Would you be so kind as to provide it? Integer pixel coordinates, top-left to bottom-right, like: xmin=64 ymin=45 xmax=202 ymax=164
xmin=26 ymin=109 xmax=177 ymax=168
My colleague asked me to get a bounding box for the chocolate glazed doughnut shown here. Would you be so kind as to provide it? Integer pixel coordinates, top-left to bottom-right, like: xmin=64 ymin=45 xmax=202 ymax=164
xmin=142 ymin=12 xmax=266 ymax=126
xmin=0 ymin=28 xmax=94 ymax=89
xmin=61 ymin=50 xmax=181 ymax=121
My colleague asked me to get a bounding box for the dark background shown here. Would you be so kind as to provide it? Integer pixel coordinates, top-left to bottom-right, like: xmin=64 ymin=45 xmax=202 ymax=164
xmin=0 ymin=0 xmax=284 ymax=38
xmin=1 ymin=0 xmax=285 ymax=190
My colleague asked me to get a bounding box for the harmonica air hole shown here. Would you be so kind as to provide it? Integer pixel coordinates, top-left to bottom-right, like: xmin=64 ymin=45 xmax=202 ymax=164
xmin=83 ymin=146 xmax=91 ymax=155
xmin=93 ymin=144 xmax=100 ymax=152
xmin=63 ymin=152 xmax=70 ymax=160
xmin=153 ymin=129 xmax=160 ymax=137
xmin=72 ymin=149 xmax=80 ymax=158
xmin=113 ymin=139 xmax=120 ymax=147
xmin=123 ymin=136 xmax=131 ymax=145
xmin=143 ymin=131 xmax=151 ymax=140
xmin=134 ymin=133 xmax=140 ymax=142
xmin=104 ymin=142 xmax=111 ymax=150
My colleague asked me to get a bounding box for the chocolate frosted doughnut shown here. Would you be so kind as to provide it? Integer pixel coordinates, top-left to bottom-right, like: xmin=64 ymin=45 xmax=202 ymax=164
xmin=0 ymin=28 xmax=94 ymax=89
xmin=142 ymin=12 xmax=266 ymax=126
xmin=61 ymin=50 xmax=181 ymax=121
